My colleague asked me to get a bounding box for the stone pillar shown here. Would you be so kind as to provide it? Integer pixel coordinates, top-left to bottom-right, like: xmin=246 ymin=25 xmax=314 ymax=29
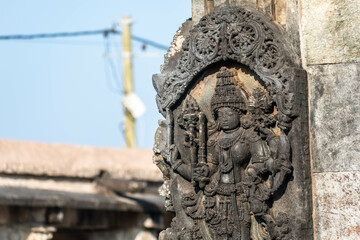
xmin=301 ymin=0 xmax=360 ymax=239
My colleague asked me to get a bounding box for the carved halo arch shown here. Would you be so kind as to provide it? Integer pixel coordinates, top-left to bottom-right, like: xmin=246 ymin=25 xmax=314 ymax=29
xmin=155 ymin=6 xmax=301 ymax=130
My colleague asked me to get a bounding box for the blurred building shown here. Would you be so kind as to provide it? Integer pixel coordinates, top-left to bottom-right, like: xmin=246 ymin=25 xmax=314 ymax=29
xmin=0 ymin=139 xmax=170 ymax=240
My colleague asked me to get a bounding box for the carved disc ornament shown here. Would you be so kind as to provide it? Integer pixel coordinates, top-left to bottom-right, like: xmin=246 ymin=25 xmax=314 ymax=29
xmin=155 ymin=7 xmax=299 ymax=125
xmin=153 ymin=6 xmax=307 ymax=240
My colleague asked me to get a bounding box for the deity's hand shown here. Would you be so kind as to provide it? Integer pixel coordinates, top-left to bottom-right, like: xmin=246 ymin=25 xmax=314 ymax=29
xmin=193 ymin=163 xmax=210 ymax=188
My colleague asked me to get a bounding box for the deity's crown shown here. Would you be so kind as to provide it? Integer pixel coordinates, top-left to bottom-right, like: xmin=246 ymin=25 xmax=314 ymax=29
xmin=211 ymin=67 xmax=247 ymax=115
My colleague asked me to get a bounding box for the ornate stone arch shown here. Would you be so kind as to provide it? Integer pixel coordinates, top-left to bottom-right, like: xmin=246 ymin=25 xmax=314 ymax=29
xmin=154 ymin=6 xmax=301 ymax=131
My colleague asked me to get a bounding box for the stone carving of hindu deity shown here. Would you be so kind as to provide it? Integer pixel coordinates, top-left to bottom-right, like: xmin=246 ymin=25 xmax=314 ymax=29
xmin=153 ymin=6 xmax=312 ymax=240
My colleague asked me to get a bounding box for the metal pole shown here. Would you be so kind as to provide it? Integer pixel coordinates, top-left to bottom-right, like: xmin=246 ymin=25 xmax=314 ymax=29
xmin=121 ymin=15 xmax=136 ymax=147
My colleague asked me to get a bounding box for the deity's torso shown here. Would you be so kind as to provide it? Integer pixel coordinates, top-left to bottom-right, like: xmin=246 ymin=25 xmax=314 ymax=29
xmin=209 ymin=126 xmax=263 ymax=186
xmin=215 ymin=127 xmax=250 ymax=185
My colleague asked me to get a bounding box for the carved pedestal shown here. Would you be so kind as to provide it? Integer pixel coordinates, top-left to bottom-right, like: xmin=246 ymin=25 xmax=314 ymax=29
xmin=153 ymin=7 xmax=312 ymax=240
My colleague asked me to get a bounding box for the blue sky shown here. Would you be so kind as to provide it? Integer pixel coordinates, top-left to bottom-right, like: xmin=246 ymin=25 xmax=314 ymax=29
xmin=0 ymin=1 xmax=191 ymax=149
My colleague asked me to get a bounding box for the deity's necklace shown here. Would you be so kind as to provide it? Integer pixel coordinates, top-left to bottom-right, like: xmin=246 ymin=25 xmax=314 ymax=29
xmin=218 ymin=128 xmax=245 ymax=173
xmin=217 ymin=128 xmax=245 ymax=150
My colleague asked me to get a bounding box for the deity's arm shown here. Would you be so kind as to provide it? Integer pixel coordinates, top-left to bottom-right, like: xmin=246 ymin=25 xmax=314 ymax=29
xmin=206 ymin=145 xmax=219 ymax=175
xmin=265 ymin=131 xmax=280 ymax=159
xmin=270 ymin=131 xmax=292 ymax=192
xmin=248 ymin=132 xmax=272 ymax=168
xmin=173 ymin=162 xmax=192 ymax=181
xmin=247 ymin=129 xmax=292 ymax=192
xmin=173 ymin=154 xmax=214 ymax=185
xmin=187 ymin=136 xmax=219 ymax=186
xmin=245 ymin=135 xmax=273 ymax=216
xmin=168 ymin=130 xmax=220 ymax=184
xmin=170 ymin=146 xmax=192 ymax=181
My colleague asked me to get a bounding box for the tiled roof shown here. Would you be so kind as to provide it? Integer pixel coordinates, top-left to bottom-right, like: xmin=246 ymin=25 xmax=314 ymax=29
xmin=0 ymin=139 xmax=161 ymax=182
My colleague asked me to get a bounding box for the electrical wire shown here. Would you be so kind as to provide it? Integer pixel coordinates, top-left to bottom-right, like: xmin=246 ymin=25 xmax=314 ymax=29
xmin=0 ymin=29 xmax=169 ymax=50
xmin=2 ymin=39 xmax=105 ymax=46
xmin=116 ymin=31 xmax=169 ymax=51
xmin=0 ymin=27 xmax=161 ymax=147
xmin=103 ymin=35 xmax=123 ymax=95
xmin=0 ymin=29 xmax=110 ymax=39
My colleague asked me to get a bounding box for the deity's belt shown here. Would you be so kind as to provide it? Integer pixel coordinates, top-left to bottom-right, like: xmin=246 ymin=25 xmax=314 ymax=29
xmin=216 ymin=182 xmax=247 ymax=200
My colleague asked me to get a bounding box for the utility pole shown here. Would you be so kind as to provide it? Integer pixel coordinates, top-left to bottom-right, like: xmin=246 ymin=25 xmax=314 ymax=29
xmin=121 ymin=15 xmax=136 ymax=147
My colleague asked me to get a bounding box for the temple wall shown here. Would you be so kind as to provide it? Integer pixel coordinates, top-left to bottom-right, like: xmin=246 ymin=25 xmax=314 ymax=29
xmin=302 ymin=1 xmax=360 ymax=239
xmin=191 ymin=1 xmax=360 ymax=239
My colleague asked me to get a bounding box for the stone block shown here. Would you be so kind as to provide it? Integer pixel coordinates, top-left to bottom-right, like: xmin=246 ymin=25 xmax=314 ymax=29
xmin=313 ymin=171 xmax=360 ymax=240
xmin=309 ymin=63 xmax=360 ymax=172
xmin=192 ymin=0 xmax=206 ymax=24
xmin=214 ymin=0 xmax=229 ymax=9
xmin=284 ymin=0 xmax=301 ymax=58
xmin=302 ymin=0 xmax=360 ymax=65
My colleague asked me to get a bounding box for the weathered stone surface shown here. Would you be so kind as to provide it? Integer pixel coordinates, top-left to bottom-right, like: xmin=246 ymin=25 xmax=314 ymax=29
xmin=214 ymin=0 xmax=229 ymax=9
xmin=301 ymin=0 xmax=360 ymax=65
xmin=191 ymin=0 xmax=206 ymax=24
xmin=192 ymin=0 xmax=280 ymax=24
xmin=284 ymin=0 xmax=301 ymax=59
xmin=309 ymin=63 xmax=360 ymax=172
xmin=313 ymin=171 xmax=360 ymax=240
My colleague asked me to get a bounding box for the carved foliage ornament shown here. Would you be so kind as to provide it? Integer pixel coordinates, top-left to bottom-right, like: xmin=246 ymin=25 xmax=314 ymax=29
xmin=154 ymin=7 xmax=299 ymax=129
xmin=153 ymin=6 xmax=300 ymax=240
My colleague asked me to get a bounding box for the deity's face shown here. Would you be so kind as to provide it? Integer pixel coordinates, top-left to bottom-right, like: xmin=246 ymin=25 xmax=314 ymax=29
xmin=217 ymin=107 xmax=240 ymax=131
